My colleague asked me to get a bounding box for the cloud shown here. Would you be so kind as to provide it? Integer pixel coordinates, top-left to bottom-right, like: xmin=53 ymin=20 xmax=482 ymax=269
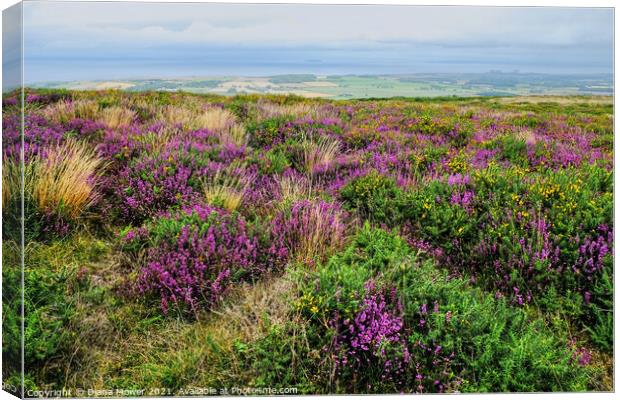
xmin=24 ymin=3 xmax=613 ymax=50
xmin=20 ymin=2 xmax=613 ymax=81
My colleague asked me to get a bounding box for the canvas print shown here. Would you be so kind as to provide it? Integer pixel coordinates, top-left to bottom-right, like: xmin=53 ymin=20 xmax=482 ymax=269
xmin=1 ymin=1 xmax=614 ymax=397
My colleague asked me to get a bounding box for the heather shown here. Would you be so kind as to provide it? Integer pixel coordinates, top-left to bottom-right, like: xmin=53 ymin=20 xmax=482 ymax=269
xmin=2 ymin=89 xmax=612 ymax=393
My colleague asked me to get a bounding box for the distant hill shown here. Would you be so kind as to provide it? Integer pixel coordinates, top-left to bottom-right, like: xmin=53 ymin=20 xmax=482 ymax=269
xmin=32 ymin=72 xmax=613 ymax=99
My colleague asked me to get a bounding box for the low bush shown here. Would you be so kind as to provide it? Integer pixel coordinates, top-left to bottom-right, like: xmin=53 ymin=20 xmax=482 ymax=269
xmin=291 ymin=225 xmax=598 ymax=393
xmin=340 ymin=170 xmax=402 ymax=225
xmin=111 ymin=139 xmax=242 ymax=222
xmin=124 ymin=204 xmax=288 ymax=315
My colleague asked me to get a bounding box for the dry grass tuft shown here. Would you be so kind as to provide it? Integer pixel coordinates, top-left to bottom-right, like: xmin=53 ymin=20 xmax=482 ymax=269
xmin=275 ymin=174 xmax=312 ymax=210
xmin=43 ymin=100 xmax=100 ymax=124
xmin=155 ymin=105 xmax=196 ymax=128
xmin=136 ymin=125 xmax=184 ymax=155
xmin=216 ymin=275 xmax=294 ymax=341
xmin=255 ymin=101 xmax=337 ymax=121
xmin=203 ymin=167 xmax=253 ymax=212
xmin=219 ymin=123 xmax=248 ymax=147
xmin=300 ymin=135 xmax=340 ymax=174
xmin=155 ymin=105 xmax=238 ymax=135
xmin=198 ymin=107 xmax=236 ymax=132
xmin=97 ymin=106 xmax=136 ymax=129
xmin=72 ymin=100 xmax=100 ymax=121
xmin=32 ymin=139 xmax=105 ymax=219
xmin=293 ymin=201 xmax=349 ymax=265
xmin=2 ymin=158 xmax=20 ymax=210
xmin=515 ymin=128 xmax=538 ymax=145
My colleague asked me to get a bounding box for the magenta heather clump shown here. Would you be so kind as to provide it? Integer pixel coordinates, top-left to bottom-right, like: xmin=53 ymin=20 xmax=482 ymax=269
xmin=331 ymin=283 xmax=410 ymax=390
xmin=132 ymin=203 xmax=287 ymax=314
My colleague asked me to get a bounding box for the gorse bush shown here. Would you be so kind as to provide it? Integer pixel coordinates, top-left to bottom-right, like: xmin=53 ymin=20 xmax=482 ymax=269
xmin=246 ymin=116 xmax=293 ymax=147
xmin=398 ymin=177 xmax=477 ymax=253
xmin=292 ymin=225 xmax=598 ymax=393
xmin=340 ymin=170 xmax=402 ymax=225
xmin=398 ymin=261 xmax=595 ymax=393
xmin=395 ymin=162 xmax=614 ymax=350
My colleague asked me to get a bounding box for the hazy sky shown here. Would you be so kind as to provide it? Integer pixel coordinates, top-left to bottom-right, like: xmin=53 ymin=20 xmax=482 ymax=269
xmin=18 ymin=2 xmax=615 ymax=82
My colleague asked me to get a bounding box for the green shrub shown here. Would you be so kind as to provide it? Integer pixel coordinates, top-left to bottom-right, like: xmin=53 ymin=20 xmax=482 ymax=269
xmin=499 ymin=135 xmax=528 ymax=166
xmin=396 ymin=261 xmax=595 ymax=392
xmin=246 ymin=116 xmax=292 ymax=147
xmin=410 ymin=145 xmax=450 ymax=173
xmin=340 ymin=170 xmax=402 ymax=224
xmin=260 ymin=147 xmax=291 ymax=174
xmin=2 ymin=235 xmax=110 ymax=390
xmin=292 ymin=226 xmax=598 ymax=392
xmin=239 ymin=322 xmax=329 ymax=394
xmin=398 ymin=180 xmax=478 ymax=253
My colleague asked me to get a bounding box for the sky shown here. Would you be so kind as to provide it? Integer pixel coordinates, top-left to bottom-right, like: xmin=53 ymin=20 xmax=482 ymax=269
xmin=14 ymin=2 xmax=616 ymax=83
xmin=2 ymin=3 xmax=22 ymax=90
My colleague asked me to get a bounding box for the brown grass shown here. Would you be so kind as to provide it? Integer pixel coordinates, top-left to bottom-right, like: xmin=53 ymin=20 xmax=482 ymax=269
xmin=295 ymin=201 xmax=348 ymax=265
xmin=515 ymin=128 xmax=538 ymax=145
xmin=155 ymin=105 xmax=196 ymax=128
xmin=136 ymin=125 xmax=184 ymax=154
xmin=155 ymin=105 xmax=237 ymax=133
xmin=215 ymin=275 xmax=294 ymax=341
xmin=277 ymin=174 xmax=312 ymax=204
xmin=42 ymin=99 xmax=100 ymax=124
xmin=32 ymin=139 xmax=105 ymax=219
xmin=61 ymin=273 xmax=297 ymax=390
xmin=97 ymin=106 xmax=136 ymax=129
xmin=300 ymin=135 xmax=340 ymax=175
xmin=219 ymin=124 xmax=248 ymax=147
xmin=72 ymin=100 xmax=101 ymax=120
xmin=258 ymin=101 xmax=341 ymax=121
xmin=198 ymin=107 xmax=236 ymax=132
xmin=2 ymin=158 xmax=20 ymax=209
xmin=203 ymin=167 xmax=253 ymax=212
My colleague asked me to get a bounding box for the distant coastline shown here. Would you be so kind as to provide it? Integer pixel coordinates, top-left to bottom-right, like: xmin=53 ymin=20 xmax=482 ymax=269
xmin=29 ymin=72 xmax=613 ymax=99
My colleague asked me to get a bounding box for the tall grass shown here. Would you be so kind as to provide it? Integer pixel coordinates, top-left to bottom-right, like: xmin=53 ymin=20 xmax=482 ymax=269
xmin=2 ymin=158 xmax=20 ymax=210
xmin=219 ymin=124 xmax=248 ymax=147
xmin=203 ymin=167 xmax=253 ymax=212
xmin=97 ymin=106 xmax=136 ymax=129
xmin=274 ymin=174 xmax=312 ymax=212
xmin=43 ymin=100 xmax=134 ymax=128
xmin=43 ymin=99 xmax=100 ymax=124
xmin=31 ymin=139 xmax=105 ymax=219
xmin=135 ymin=125 xmax=183 ymax=155
xmin=300 ymin=135 xmax=340 ymax=174
xmin=72 ymin=100 xmax=100 ymax=121
xmin=155 ymin=105 xmax=238 ymax=135
xmin=199 ymin=107 xmax=236 ymax=132
xmin=255 ymin=101 xmax=337 ymax=121
xmin=274 ymin=199 xmax=350 ymax=265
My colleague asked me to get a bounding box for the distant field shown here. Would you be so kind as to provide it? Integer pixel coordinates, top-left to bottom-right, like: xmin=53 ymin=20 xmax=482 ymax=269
xmin=34 ymin=72 xmax=613 ymax=99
